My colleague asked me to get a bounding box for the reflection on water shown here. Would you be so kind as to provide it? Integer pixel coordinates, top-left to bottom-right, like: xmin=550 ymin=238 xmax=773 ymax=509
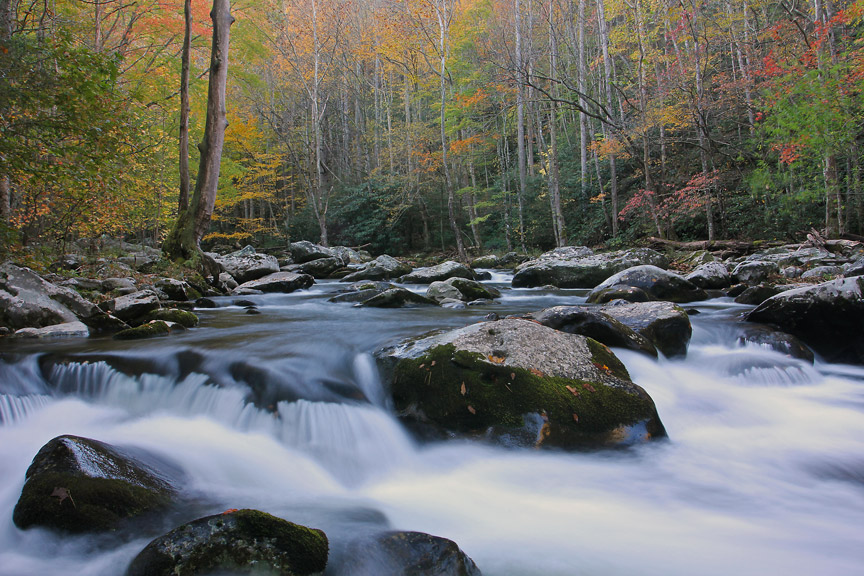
xmin=1 ymin=276 xmax=863 ymax=575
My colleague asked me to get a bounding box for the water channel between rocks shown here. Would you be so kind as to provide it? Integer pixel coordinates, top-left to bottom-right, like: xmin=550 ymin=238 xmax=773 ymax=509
xmin=1 ymin=272 xmax=863 ymax=575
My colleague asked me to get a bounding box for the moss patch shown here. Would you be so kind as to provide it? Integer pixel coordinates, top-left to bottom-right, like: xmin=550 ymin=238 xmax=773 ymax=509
xmin=113 ymin=321 xmax=170 ymax=340
xmin=392 ymin=343 xmax=661 ymax=447
xmin=144 ymin=308 xmax=199 ymax=328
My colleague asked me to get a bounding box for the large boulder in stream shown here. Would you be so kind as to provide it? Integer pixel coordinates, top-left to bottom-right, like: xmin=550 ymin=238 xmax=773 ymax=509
xmin=126 ymin=509 xmax=329 ymax=576
xmin=378 ymin=318 xmax=666 ymax=448
xmin=100 ymin=289 xmax=161 ymax=322
xmin=745 ymin=276 xmax=864 ymax=364
xmin=427 ymin=277 xmax=500 ymax=304
xmin=685 ymin=261 xmax=731 ymax=289
xmin=214 ymin=246 xmax=280 ymax=284
xmin=399 ymin=261 xmax=476 ymax=284
xmin=598 ymin=300 xmax=693 ymax=358
xmin=512 ymin=247 xmax=668 ymax=288
xmin=13 ymin=435 xmax=177 ymax=533
xmin=587 ymin=265 xmax=708 ymax=304
xmin=340 ymin=531 xmax=481 ymax=576
xmin=233 ymin=271 xmax=314 ymax=294
xmin=525 ymin=306 xmax=658 ymax=357
xmin=359 ymin=287 xmax=437 ymax=308
xmin=343 ymin=255 xmax=412 ymax=282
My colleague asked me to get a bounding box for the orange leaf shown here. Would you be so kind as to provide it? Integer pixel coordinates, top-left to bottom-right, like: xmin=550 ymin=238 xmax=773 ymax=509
xmin=487 ymin=355 xmax=506 ymax=364
xmin=565 ymin=385 xmax=580 ymax=396
xmin=467 ymin=405 xmax=476 ymax=414
xmin=572 ymin=413 xmax=579 ymax=422
xmin=222 ymin=508 xmax=239 ymax=515
xmin=460 ymin=382 xmax=467 ymax=396
xmin=530 ymin=368 xmax=545 ymax=377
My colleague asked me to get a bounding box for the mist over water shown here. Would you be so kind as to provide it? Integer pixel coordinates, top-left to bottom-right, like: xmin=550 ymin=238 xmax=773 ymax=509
xmin=1 ymin=276 xmax=863 ymax=575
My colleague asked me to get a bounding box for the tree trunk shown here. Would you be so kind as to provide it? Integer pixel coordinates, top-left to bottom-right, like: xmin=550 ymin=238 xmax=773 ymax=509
xmin=163 ymin=0 xmax=233 ymax=261
xmin=178 ymin=0 xmax=192 ymax=212
xmin=596 ymin=0 xmax=619 ymax=236
xmin=514 ymin=0 xmax=528 ymax=252
xmin=577 ymin=0 xmax=588 ymax=199
xmin=1 ymin=0 xmax=14 ymax=226
xmin=548 ymin=0 xmax=566 ymax=246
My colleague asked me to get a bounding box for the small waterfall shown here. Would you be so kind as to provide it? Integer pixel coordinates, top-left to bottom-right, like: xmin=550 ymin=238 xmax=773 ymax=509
xmin=0 ymin=394 xmax=52 ymax=425
xmin=688 ymin=346 xmax=819 ymax=387
xmin=352 ymin=353 xmax=386 ymax=407
xmin=277 ymin=400 xmax=415 ymax=485
xmin=0 ymin=357 xmax=49 ymax=396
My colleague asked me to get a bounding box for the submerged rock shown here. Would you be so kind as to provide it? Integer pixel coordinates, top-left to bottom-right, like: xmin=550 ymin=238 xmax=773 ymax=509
xmin=379 ymin=318 xmax=666 ymax=448
xmin=359 ymin=287 xmax=437 ymax=308
xmin=13 ymin=435 xmax=176 ymax=533
xmin=113 ymin=321 xmax=171 ymax=340
xmin=512 ymin=247 xmax=668 ymax=289
xmin=126 ymin=509 xmax=328 ymax=576
xmin=736 ymin=325 xmax=814 ymax=363
xmin=746 ymin=277 xmax=864 ymax=364
xmin=587 ymin=265 xmax=708 ymax=304
xmin=341 ymin=531 xmax=481 ymax=576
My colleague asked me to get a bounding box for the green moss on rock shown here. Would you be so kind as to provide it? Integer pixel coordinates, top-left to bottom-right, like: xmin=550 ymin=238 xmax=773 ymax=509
xmin=113 ymin=321 xmax=170 ymax=340
xmin=392 ymin=343 xmax=663 ymax=447
xmin=144 ymin=308 xmax=200 ymax=328
xmin=126 ymin=509 xmax=329 ymax=576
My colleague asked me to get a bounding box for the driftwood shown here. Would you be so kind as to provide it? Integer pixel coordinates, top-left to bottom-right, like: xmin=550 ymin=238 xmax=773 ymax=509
xmin=644 ymin=237 xmax=775 ymax=254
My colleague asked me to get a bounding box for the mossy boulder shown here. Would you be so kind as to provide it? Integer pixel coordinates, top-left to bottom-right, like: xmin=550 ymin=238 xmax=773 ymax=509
xmin=379 ymin=319 xmax=665 ymax=448
xmin=587 ymin=265 xmax=708 ymax=304
xmin=340 ymin=531 xmax=481 ymax=576
xmin=113 ymin=320 xmax=171 ymax=340
xmin=399 ymin=261 xmax=476 ymax=284
xmin=144 ymin=308 xmax=200 ymax=328
xmin=329 ymin=282 xmax=395 ymax=304
xmin=13 ymin=435 xmax=176 ymax=533
xmin=342 ymin=255 xmax=412 ymax=282
xmin=427 ymin=278 xmax=500 ymax=304
xmin=598 ymin=301 xmax=692 ymax=358
xmin=126 ymin=509 xmax=329 ymax=576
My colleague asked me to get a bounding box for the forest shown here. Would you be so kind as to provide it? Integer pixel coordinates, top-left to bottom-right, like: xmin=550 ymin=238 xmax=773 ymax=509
xmin=2 ymin=0 xmax=863 ymax=260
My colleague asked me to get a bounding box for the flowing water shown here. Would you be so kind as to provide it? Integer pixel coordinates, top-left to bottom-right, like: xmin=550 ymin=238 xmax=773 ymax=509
xmin=1 ymin=274 xmax=863 ymax=575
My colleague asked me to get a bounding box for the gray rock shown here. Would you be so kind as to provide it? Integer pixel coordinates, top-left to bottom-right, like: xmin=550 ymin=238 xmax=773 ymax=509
xmin=686 ymin=261 xmax=731 ymax=289
xmin=844 ymin=256 xmax=864 ymax=277
xmin=329 ymin=282 xmax=395 ymax=304
xmin=218 ymin=272 xmax=238 ymax=290
xmin=118 ymin=253 xmax=159 ymax=272
xmin=154 ymin=278 xmax=194 ymax=301
xmin=599 ymin=300 xmax=692 ymax=358
xmin=439 ymin=298 xmax=467 ymax=309
xmin=471 ymin=254 xmax=501 ymax=268
xmin=215 ymin=246 xmax=279 ymax=284
xmin=126 ymin=509 xmax=328 ymax=576
xmin=332 ymin=245 xmax=372 ymax=264
xmin=102 ymin=277 xmax=137 ymax=292
xmin=232 ymin=271 xmax=314 ymax=294
xmin=359 ymin=287 xmax=437 ymax=308
xmin=801 ymin=265 xmax=843 ymax=279
xmin=745 ymin=246 xmax=833 ymax=267
xmin=342 ymin=255 xmax=412 ymax=282
xmin=13 ymin=435 xmax=176 ymax=533
xmin=289 ymin=240 xmax=337 ymax=263
xmin=59 ymin=277 xmax=103 ymax=292
xmin=0 ymin=264 xmax=110 ymax=331
xmin=512 ymin=247 xmax=668 ymax=288
xmin=14 ymin=321 xmax=90 ymax=339
xmin=584 ymin=285 xmax=651 ymax=304
xmin=734 ymin=284 xmax=785 ymax=305
xmin=781 ymin=266 xmax=804 ymax=279
xmin=341 ymin=531 xmax=481 ymax=576
xmin=527 ymin=306 xmax=657 ymax=357
xmin=100 ymin=290 xmax=161 ymax=322
xmin=399 ymin=261 xmax=476 ymax=284
xmin=679 ymin=250 xmax=716 ymax=268
xmin=587 ymin=265 xmax=708 ymax=304
xmin=426 ymin=281 xmax=464 ymax=303
xmin=378 ymin=318 xmax=666 ymax=448
xmin=732 ymin=260 xmax=780 ymax=284
xmin=746 ymin=277 xmax=864 ymax=364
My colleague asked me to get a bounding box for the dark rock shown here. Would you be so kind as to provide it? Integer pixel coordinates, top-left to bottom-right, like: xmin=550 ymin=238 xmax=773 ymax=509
xmin=399 ymin=261 xmax=476 ymax=284
xmin=527 ymin=306 xmax=658 ymax=357
xmin=329 ymin=282 xmax=395 ymax=304
xmin=734 ymin=284 xmax=783 ymax=305
xmin=114 ymin=321 xmax=171 ymax=340
xmin=13 ymin=435 xmax=176 ymax=533
xmin=427 ymin=278 xmax=500 ymax=303
xmin=725 ymin=284 xmax=748 ymax=298
xmin=126 ymin=509 xmax=328 ymax=576
xmin=154 ymin=278 xmax=195 ymax=301
xmin=685 ymin=261 xmax=731 ymax=289
xmin=378 ymin=318 xmax=666 ymax=448
xmin=195 ymin=297 xmax=218 ymax=309
xmin=587 ymin=265 xmax=708 ymax=304
xmin=51 ymin=253 xmax=84 ymax=272
xmin=746 ymin=277 xmax=864 ymax=364
xmin=299 ymin=257 xmax=347 ymax=278
xmin=341 ymin=531 xmax=481 ymax=576
xmin=234 ymin=299 xmax=257 ymax=307
xmin=737 ymin=325 xmax=815 ymax=363
xmin=801 ymin=265 xmax=843 ymax=280
xmin=512 ymin=247 xmax=668 ymax=289
xmin=100 ymin=290 xmax=161 ymax=322
xmin=233 ymin=272 xmax=314 ymax=294
xmin=215 ymin=246 xmax=280 ymax=284
xmin=844 ymin=256 xmax=864 ymax=277
xmin=359 ymin=288 xmax=437 ymax=308
xmin=246 ymin=308 xmax=262 ymax=315
xmin=599 ymin=301 xmax=692 ymax=358
xmin=342 ymin=255 xmax=412 ymax=282
xmin=583 ymin=285 xmax=651 ymax=304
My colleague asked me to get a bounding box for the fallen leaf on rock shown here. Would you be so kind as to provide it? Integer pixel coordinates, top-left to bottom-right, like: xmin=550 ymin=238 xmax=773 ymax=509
xmin=222 ymin=508 xmax=239 ymax=515
xmin=51 ymin=487 xmax=75 ymax=507
xmin=487 ymin=355 xmax=506 ymax=364
xmin=510 ymin=372 xmax=516 ymax=380
xmin=530 ymin=368 xmax=545 ymax=377
xmin=460 ymin=382 xmax=467 ymax=395
xmin=572 ymin=413 xmax=580 ymax=422
xmin=565 ymin=385 xmax=580 ymax=396
xmin=467 ymin=405 xmax=476 ymax=414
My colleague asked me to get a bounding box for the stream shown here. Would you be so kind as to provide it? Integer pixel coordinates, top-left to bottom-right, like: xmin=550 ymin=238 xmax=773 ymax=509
xmin=1 ymin=271 xmax=863 ymax=575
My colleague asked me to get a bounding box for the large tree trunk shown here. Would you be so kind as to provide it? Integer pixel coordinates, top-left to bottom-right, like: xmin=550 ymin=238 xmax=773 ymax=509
xmin=1 ymin=0 xmax=14 ymax=226
xmin=178 ymin=0 xmax=192 ymax=212
xmin=514 ymin=0 xmax=528 ymax=252
xmin=163 ymin=0 xmax=233 ymax=261
xmin=596 ymin=0 xmax=619 ymax=236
